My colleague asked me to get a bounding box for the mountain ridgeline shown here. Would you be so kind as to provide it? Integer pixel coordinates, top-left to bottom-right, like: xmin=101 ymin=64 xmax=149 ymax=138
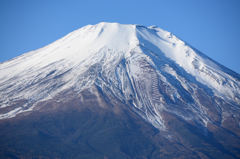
xmin=0 ymin=22 xmax=240 ymax=158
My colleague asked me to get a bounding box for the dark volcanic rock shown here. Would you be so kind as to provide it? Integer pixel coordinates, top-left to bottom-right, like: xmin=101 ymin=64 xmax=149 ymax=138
xmin=0 ymin=86 xmax=239 ymax=158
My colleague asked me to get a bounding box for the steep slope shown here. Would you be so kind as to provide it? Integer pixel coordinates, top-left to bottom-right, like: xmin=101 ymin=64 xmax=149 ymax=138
xmin=0 ymin=22 xmax=240 ymax=158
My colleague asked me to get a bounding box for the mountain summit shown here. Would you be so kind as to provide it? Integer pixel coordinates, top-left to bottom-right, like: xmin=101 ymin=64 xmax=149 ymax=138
xmin=0 ymin=22 xmax=240 ymax=158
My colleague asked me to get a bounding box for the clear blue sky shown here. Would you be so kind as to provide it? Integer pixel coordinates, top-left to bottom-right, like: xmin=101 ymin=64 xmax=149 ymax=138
xmin=1 ymin=0 xmax=240 ymax=74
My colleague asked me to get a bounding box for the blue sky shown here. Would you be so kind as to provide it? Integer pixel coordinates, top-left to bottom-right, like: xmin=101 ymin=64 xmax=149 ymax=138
xmin=1 ymin=0 xmax=240 ymax=73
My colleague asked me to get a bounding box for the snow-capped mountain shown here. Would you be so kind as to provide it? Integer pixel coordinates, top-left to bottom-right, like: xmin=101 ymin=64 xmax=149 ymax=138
xmin=0 ymin=22 xmax=240 ymax=158
xmin=1 ymin=22 xmax=239 ymax=128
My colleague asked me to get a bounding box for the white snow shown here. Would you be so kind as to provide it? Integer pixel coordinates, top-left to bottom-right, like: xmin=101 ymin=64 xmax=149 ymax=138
xmin=0 ymin=22 xmax=240 ymax=130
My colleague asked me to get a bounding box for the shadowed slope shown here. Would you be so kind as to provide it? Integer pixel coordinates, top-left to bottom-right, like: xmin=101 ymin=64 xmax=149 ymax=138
xmin=0 ymin=86 xmax=240 ymax=158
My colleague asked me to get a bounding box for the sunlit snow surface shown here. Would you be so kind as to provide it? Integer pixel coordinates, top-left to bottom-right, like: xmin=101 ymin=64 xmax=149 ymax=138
xmin=0 ymin=22 xmax=240 ymax=130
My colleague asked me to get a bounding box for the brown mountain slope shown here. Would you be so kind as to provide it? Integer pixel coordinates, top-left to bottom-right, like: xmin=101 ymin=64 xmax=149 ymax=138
xmin=0 ymin=85 xmax=239 ymax=159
